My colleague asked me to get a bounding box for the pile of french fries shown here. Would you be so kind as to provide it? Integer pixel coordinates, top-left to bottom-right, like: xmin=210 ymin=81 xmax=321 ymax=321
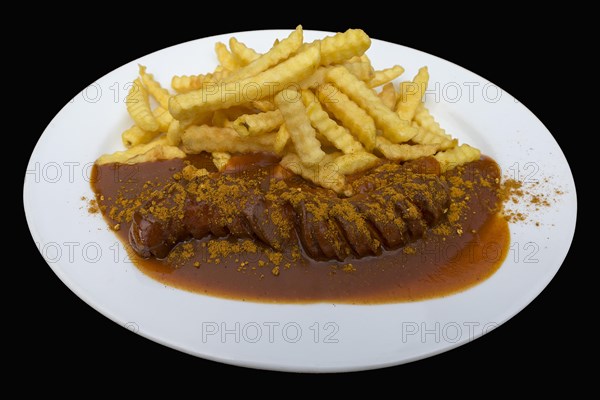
xmin=97 ymin=26 xmax=481 ymax=195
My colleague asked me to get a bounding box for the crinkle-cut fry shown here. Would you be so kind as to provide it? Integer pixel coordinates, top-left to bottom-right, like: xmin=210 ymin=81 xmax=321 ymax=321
xmin=232 ymin=110 xmax=283 ymax=137
xmin=297 ymin=29 xmax=369 ymax=67
xmin=212 ymin=69 xmax=230 ymax=81
xmin=167 ymin=111 xmax=212 ymax=146
xmin=138 ymin=65 xmax=170 ymax=109
xmin=397 ymin=67 xmax=429 ymax=121
xmin=154 ymin=106 xmax=174 ymax=132
xmin=317 ymin=83 xmax=376 ymax=151
xmin=299 ymin=63 xmax=372 ymax=90
xmin=411 ymin=127 xmax=457 ymax=151
xmin=344 ymin=54 xmax=374 ymax=74
xmin=212 ymin=152 xmax=231 ymax=172
xmin=326 ymin=66 xmax=416 ymax=143
xmin=275 ymin=88 xmax=325 ymax=166
xmin=229 ymin=37 xmax=261 ymax=66
xmin=434 ymin=144 xmax=481 ymax=172
xmin=252 ymin=99 xmax=276 ymax=112
xmin=171 ymin=70 xmax=230 ymax=93
xmin=225 ymin=26 xmax=303 ymax=82
xmin=170 ymin=44 xmax=321 ymax=120
xmin=126 ymin=78 xmax=159 ymax=132
xmin=301 ymin=90 xmax=363 ymax=154
xmin=273 ymin=124 xmax=290 ymax=155
xmin=318 ymin=29 xmax=371 ymax=66
xmin=122 ymin=106 xmax=172 ymax=147
xmin=171 ymin=74 xmax=204 ymax=93
xmin=215 ymin=42 xmax=241 ymax=71
xmin=367 ymin=65 xmax=405 ymax=88
xmin=378 ymin=83 xmax=396 ymax=110
xmin=121 ymin=126 xmax=157 ymax=148
xmin=332 ymin=152 xmax=380 ymax=175
xmin=280 ymin=153 xmax=348 ymax=195
xmin=125 ymin=145 xmax=185 ymax=165
xmin=167 ymin=119 xmax=183 ymax=146
xmin=96 ymin=138 xmax=184 ymax=165
xmin=345 ymin=55 xmax=362 ymax=63
xmin=413 ymin=103 xmax=454 ymax=141
xmin=342 ymin=61 xmax=374 ymax=82
xmin=299 ymin=66 xmax=331 ymax=89
xmin=182 ymin=125 xmax=276 ymax=154
xmin=375 ymin=136 xmax=438 ymax=161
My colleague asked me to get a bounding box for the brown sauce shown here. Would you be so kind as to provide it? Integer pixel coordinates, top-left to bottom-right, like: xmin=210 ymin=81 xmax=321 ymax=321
xmin=91 ymin=154 xmax=509 ymax=304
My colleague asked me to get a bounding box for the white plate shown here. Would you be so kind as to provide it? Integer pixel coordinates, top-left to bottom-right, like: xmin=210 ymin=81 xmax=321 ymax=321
xmin=23 ymin=30 xmax=576 ymax=372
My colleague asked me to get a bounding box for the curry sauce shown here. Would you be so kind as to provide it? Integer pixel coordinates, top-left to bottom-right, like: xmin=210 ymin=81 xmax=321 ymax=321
xmin=91 ymin=154 xmax=509 ymax=303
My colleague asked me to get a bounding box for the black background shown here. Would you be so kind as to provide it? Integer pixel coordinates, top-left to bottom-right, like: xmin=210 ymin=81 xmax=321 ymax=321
xmin=21 ymin=9 xmax=579 ymax=383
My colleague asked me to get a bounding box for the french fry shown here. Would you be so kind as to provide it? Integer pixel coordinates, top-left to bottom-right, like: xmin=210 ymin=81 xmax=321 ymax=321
xmin=378 ymin=83 xmax=396 ymax=110
xmin=122 ymin=106 xmax=172 ymax=147
xmin=171 ymin=69 xmax=230 ymax=93
xmin=275 ymin=88 xmax=325 ymax=166
xmin=375 ymin=136 xmax=438 ymax=161
xmin=154 ymin=106 xmax=174 ymax=132
xmin=411 ymin=127 xmax=456 ymax=151
xmin=121 ymin=126 xmax=157 ymax=148
xmin=413 ymin=103 xmax=454 ymax=141
xmin=319 ymin=29 xmax=371 ymax=66
xmin=96 ymin=138 xmax=184 ymax=165
xmin=182 ymin=125 xmax=276 ymax=154
xmin=326 ymin=66 xmax=417 ymax=143
xmin=225 ymin=26 xmax=303 ymax=82
xmin=171 ymin=74 xmax=205 ymax=93
xmin=167 ymin=111 xmax=213 ymax=146
xmin=232 ymin=110 xmax=283 ymax=137
xmin=170 ymin=44 xmax=321 ymax=120
xmin=273 ymin=124 xmax=290 ymax=155
xmin=126 ymin=78 xmax=159 ymax=132
xmin=345 ymin=55 xmax=362 ymax=63
xmin=167 ymin=119 xmax=183 ymax=146
xmin=299 ymin=63 xmax=372 ymax=90
xmin=317 ymin=83 xmax=376 ymax=151
xmin=343 ymin=61 xmax=374 ymax=82
xmin=139 ymin=65 xmax=170 ymax=109
xmin=397 ymin=67 xmax=429 ymax=121
xmin=212 ymin=152 xmax=231 ymax=171
xmin=434 ymin=144 xmax=481 ymax=171
xmin=229 ymin=37 xmax=261 ymax=66
xmin=280 ymin=153 xmax=347 ymax=195
xmin=301 ymin=90 xmax=364 ymax=154
xmin=215 ymin=42 xmax=240 ymax=71
xmin=367 ymin=65 xmax=404 ymax=88
xmin=124 ymin=145 xmax=185 ymax=165
xmin=331 ymin=152 xmax=380 ymax=175
xmin=105 ymin=29 xmax=484 ymax=194
xmin=299 ymin=66 xmax=331 ymax=89
xmin=251 ymin=99 xmax=276 ymax=112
